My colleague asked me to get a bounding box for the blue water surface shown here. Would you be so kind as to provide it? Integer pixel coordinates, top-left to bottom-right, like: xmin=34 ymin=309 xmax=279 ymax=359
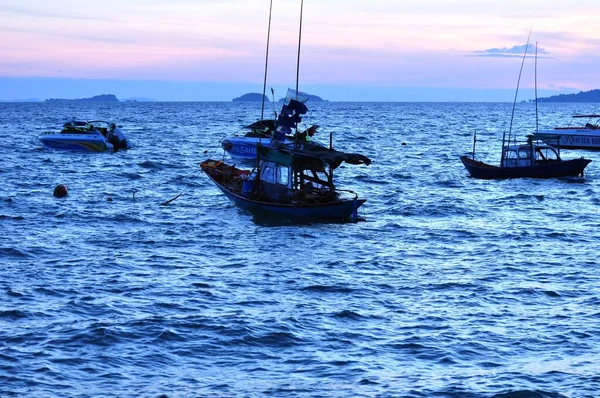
xmin=1 ymin=101 xmax=599 ymax=397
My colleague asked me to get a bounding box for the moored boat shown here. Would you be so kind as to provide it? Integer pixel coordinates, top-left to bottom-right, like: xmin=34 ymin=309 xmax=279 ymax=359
xmin=461 ymin=36 xmax=592 ymax=179
xmin=531 ymin=114 xmax=600 ymax=150
xmin=221 ymin=119 xmax=277 ymax=159
xmin=221 ymin=118 xmax=323 ymax=160
xmin=38 ymin=120 xmax=132 ymax=152
xmin=201 ymin=142 xmax=370 ymax=221
xmin=222 ymin=95 xmax=325 ymax=161
xmin=204 ymin=0 xmax=371 ymax=221
xmin=460 ymin=137 xmax=591 ymax=179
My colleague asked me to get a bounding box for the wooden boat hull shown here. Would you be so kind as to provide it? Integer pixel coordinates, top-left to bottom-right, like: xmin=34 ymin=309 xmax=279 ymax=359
xmin=460 ymin=155 xmax=591 ymax=179
xmin=201 ymin=162 xmax=365 ymax=221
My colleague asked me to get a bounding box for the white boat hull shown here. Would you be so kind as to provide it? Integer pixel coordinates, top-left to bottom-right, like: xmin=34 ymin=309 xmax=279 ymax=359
xmin=534 ymin=129 xmax=600 ymax=150
xmin=38 ymin=122 xmax=132 ymax=152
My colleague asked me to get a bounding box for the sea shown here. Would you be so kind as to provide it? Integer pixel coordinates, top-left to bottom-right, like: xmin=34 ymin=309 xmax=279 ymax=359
xmin=1 ymin=101 xmax=599 ymax=398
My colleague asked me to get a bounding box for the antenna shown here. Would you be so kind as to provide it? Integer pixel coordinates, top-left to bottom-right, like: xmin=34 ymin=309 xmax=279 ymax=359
xmin=535 ymin=42 xmax=539 ymax=134
xmin=260 ymin=0 xmax=274 ymax=121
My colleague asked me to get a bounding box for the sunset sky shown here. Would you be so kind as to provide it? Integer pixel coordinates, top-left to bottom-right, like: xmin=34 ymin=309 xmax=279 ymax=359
xmin=1 ymin=0 xmax=599 ymax=101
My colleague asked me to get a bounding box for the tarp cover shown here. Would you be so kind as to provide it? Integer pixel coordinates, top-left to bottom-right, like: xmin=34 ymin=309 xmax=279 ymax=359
xmin=258 ymin=143 xmax=371 ymax=170
xmin=244 ymin=119 xmax=276 ymax=131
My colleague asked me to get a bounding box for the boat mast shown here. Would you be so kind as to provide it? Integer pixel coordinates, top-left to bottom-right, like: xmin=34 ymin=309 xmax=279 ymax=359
xmin=293 ymin=0 xmax=304 ymax=190
xmin=508 ymin=28 xmax=532 ymax=145
xmin=295 ymin=0 xmax=303 ymax=101
xmin=535 ymin=42 xmax=539 ymax=134
xmin=504 ymin=27 xmax=532 ymax=165
xmin=260 ymin=0 xmax=274 ymax=121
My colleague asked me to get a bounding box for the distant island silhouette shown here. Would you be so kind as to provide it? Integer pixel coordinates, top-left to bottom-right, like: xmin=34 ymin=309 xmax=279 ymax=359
xmin=45 ymin=94 xmax=120 ymax=103
xmin=277 ymin=94 xmax=327 ymax=102
xmin=232 ymin=93 xmax=269 ymax=102
xmin=233 ymin=92 xmax=327 ymax=102
xmin=122 ymin=97 xmax=156 ymax=102
xmin=537 ymin=89 xmax=600 ymax=103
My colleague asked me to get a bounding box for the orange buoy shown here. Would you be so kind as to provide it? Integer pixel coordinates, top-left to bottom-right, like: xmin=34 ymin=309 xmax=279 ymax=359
xmin=53 ymin=184 xmax=68 ymax=198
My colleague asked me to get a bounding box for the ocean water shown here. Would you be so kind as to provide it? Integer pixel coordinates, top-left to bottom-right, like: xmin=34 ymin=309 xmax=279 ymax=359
xmin=1 ymin=101 xmax=599 ymax=397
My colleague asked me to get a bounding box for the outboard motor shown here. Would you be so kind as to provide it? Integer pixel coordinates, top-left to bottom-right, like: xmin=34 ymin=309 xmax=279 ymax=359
xmin=108 ymin=134 xmax=122 ymax=151
xmin=221 ymin=139 xmax=233 ymax=151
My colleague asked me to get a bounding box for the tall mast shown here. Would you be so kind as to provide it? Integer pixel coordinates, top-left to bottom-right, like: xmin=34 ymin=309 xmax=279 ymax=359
xmin=260 ymin=0 xmax=274 ymax=121
xmin=502 ymin=27 xmax=533 ymax=148
xmin=295 ymin=0 xmax=304 ymax=100
xmin=535 ymin=42 xmax=539 ymax=134
xmin=292 ymin=0 xmax=304 ymax=151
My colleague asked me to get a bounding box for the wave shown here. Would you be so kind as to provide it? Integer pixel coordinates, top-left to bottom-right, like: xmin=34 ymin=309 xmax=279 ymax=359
xmin=333 ymin=310 xmax=364 ymax=320
xmin=492 ymin=390 xmax=568 ymax=398
xmin=301 ymin=285 xmax=356 ymax=294
xmin=0 ymin=247 xmax=29 ymax=257
xmin=0 ymin=309 xmax=29 ymax=319
xmin=241 ymin=331 xmax=301 ymax=348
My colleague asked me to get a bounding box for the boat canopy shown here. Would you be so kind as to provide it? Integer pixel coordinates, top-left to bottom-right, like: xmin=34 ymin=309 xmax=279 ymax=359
xmin=505 ymin=143 xmax=555 ymax=152
xmin=63 ymin=120 xmax=88 ymax=127
xmin=244 ymin=119 xmax=276 ymax=131
xmin=258 ymin=144 xmax=371 ymax=170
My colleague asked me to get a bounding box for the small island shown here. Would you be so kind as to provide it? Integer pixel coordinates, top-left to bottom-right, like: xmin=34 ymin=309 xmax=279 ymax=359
xmin=45 ymin=94 xmax=120 ymax=103
xmin=537 ymin=89 xmax=600 ymax=103
xmin=232 ymin=93 xmax=269 ymax=102
xmin=276 ymin=94 xmax=327 ymax=102
xmin=233 ymin=92 xmax=328 ymax=102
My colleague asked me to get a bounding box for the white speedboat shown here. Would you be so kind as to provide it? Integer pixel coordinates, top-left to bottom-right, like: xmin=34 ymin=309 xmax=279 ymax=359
xmin=38 ymin=120 xmax=132 ymax=152
xmin=220 ymin=120 xmax=282 ymax=160
xmin=532 ymin=114 xmax=600 ymax=150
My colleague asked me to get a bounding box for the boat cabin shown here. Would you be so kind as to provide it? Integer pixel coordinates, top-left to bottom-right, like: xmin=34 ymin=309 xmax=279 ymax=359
xmin=242 ymin=145 xmax=342 ymax=204
xmin=254 ymin=160 xmax=293 ymax=203
xmin=501 ymin=143 xmax=561 ymax=168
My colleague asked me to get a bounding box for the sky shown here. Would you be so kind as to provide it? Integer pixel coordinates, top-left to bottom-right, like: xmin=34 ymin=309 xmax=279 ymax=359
xmin=1 ymin=0 xmax=599 ymax=101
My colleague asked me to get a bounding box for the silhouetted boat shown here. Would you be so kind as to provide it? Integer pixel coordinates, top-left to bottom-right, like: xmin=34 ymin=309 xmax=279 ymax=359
xmin=531 ymin=114 xmax=600 ymax=150
xmin=460 ymin=35 xmax=591 ymax=179
xmin=204 ymin=0 xmax=370 ymax=220
xmin=38 ymin=120 xmax=132 ymax=152
xmin=221 ymin=0 xmax=327 ymax=162
xmin=460 ymin=137 xmax=591 ymax=179
xmin=201 ymin=142 xmax=370 ymax=221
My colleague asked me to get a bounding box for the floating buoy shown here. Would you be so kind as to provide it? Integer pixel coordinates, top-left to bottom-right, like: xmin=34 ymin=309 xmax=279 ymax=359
xmin=401 ymin=142 xmax=407 ymax=146
xmin=53 ymin=184 xmax=68 ymax=198
xmin=107 ymin=196 xmax=113 ymax=202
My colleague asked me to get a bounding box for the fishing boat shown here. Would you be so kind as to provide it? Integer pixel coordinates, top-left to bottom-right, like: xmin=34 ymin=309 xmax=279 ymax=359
xmin=219 ymin=0 xmax=326 ymax=161
xmin=460 ymin=36 xmax=592 ymax=179
xmin=38 ymin=120 xmax=132 ymax=152
xmin=201 ymin=141 xmax=370 ymax=221
xmin=202 ymin=0 xmax=370 ymax=221
xmin=531 ymin=114 xmax=600 ymax=150
xmin=460 ymin=136 xmax=591 ymax=179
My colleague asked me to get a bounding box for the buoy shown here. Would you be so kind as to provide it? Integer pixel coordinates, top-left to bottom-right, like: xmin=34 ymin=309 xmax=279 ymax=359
xmin=401 ymin=142 xmax=407 ymax=146
xmin=107 ymin=197 xmax=113 ymax=202
xmin=53 ymin=184 xmax=68 ymax=198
